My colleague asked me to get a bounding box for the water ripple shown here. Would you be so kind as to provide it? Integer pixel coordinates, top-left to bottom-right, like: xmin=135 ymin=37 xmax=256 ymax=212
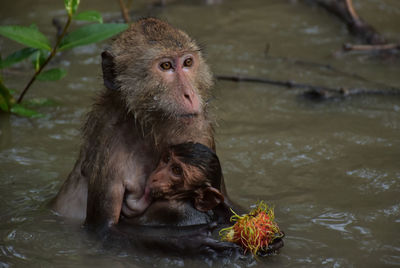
xmin=0 ymin=245 xmax=27 ymax=260
xmin=311 ymin=211 xmax=355 ymax=233
xmin=0 ymin=148 xmax=50 ymax=166
xmin=346 ymin=168 xmax=397 ymax=192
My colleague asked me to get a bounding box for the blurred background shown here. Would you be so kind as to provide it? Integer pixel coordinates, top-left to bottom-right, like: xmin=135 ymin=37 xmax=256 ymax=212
xmin=0 ymin=0 xmax=399 ymax=267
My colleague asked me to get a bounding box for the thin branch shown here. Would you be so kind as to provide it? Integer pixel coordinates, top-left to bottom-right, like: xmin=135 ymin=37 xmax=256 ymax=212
xmin=17 ymin=15 xmax=72 ymax=103
xmin=304 ymin=87 xmax=400 ymax=100
xmin=216 ymin=74 xmax=335 ymax=91
xmin=343 ymin=43 xmax=400 ymax=52
xmin=264 ymin=55 xmax=396 ymax=89
xmin=118 ymin=0 xmax=131 ymax=23
xmin=216 ymin=74 xmax=400 ymax=100
xmin=344 ymin=0 xmax=359 ymax=22
xmin=310 ymin=0 xmax=386 ymax=45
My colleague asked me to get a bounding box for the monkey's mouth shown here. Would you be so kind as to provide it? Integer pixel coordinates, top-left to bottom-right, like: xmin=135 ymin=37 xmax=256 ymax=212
xmin=150 ymin=189 xmax=176 ymax=200
xmin=150 ymin=189 xmax=163 ymax=199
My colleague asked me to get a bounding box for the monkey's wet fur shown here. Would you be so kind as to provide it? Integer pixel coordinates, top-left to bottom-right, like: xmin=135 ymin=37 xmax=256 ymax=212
xmin=51 ymin=18 xmax=284 ymax=262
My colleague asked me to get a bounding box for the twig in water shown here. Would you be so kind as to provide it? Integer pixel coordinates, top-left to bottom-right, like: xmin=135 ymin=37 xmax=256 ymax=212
xmin=118 ymin=0 xmax=131 ymax=23
xmin=310 ymin=0 xmax=387 ymax=45
xmin=216 ymin=74 xmax=400 ymax=100
xmin=343 ymin=43 xmax=400 ymax=52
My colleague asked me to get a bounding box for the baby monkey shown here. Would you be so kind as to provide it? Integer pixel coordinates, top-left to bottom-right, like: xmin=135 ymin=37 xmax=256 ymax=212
xmin=121 ymin=142 xmax=224 ymax=218
xmin=150 ymin=142 xmax=225 ymax=212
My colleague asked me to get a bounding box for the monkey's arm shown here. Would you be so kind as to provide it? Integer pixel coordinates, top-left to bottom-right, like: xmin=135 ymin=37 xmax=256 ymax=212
xmin=86 ymin=174 xmax=125 ymax=231
xmin=51 ymin=154 xmax=88 ymax=219
xmin=107 ymin=221 xmax=283 ymax=259
xmin=85 ymin=147 xmax=126 ymax=231
xmin=108 ymin=222 xmax=244 ymax=261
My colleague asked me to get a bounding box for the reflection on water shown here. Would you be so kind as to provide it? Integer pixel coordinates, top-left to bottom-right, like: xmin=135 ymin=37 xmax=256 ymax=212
xmin=1 ymin=0 xmax=399 ymax=267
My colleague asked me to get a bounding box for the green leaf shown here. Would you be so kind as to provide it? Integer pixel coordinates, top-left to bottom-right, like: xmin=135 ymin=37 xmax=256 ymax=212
xmin=74 ymin=10 xmax=103 ymax=23
xmin=59 ymin=23 xmax=128 ymax=51
xmin=37 ymin=68 xmax=67 ymax=81
xmin=10 ymin=103 xmax=43 ymax=118
xmin=0 ymin=83 xmax=12 ymax=101
xmin=31 ymin=49 xmax=48 ymax=71
xmin=0 ymin=94 xmax=8 ymax=112
xmin=0 ymin=48 xmax=38 ymax=69
xmin=64 ymin=0 xmax=80 ymax=16
xmin=0 ymin=77 xmax=13 ymax=112
xmin=0 ymin=25 xmax=51 ymax=51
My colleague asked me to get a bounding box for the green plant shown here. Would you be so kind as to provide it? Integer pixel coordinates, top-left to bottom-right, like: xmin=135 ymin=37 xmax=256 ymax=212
xmin=0 ymin=0 xmax=128 ymax=117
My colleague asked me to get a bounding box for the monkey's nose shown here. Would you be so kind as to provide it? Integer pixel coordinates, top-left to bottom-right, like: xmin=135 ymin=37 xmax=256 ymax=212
xmin=183 ymin=92 xmax=200 ymax=112
xmin=184 ymin=94 xmax=192 ymax=103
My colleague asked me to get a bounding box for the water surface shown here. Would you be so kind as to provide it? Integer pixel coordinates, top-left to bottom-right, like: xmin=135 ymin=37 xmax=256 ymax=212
xmin=1 ymin=0 xmax=399 ymax=267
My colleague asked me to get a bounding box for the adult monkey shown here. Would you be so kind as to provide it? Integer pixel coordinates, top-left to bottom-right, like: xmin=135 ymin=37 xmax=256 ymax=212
xmin=52 ymin=18 xmax=229 ymax=232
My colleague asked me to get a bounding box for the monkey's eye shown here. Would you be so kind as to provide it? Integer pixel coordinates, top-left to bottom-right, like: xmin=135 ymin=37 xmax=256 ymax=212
xmin=171 ymin=164 xmax=183 ymax=177
xmin=183 ymin=58 xmax=193 ymax=67
xmin=160 ymin=61 xmax=173 ymax=70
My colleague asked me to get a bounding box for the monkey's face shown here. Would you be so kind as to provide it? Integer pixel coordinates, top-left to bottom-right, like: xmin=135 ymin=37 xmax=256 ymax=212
xmin=147 ymin=151 xmax=204 ymax=200
xmin=147 ymin=149 xmax=224 ymax=212
xmin=130 ymin=49 xmax=212 ymax=125
xmin=107 ymin=18 xmax=213 ymax=126
xmin=151 ymin=52 xmax=204 ymax=118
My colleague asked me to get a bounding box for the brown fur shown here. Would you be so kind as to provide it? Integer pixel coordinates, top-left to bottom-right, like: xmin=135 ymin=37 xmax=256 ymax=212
xmin=150 ymin=153 xmax=210 ymax=199
xmin=111 ymin=18 xmax=214 ymax=147
xmin=148 ymin=144 xmax=224 ymax=213
xmin=52 ymin=18 xmax=220 ymax=231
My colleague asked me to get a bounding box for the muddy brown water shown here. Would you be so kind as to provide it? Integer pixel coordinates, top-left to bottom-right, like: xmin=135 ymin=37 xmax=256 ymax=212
xmin=1 ymin=0 xmax=399 ymax=267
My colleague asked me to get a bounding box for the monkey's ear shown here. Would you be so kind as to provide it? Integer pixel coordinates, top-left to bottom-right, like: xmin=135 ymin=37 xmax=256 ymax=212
xmin=101 ymin=51 xmax=119 ymax=90
xmin=194 ymin=187 xmax=224 ymax=212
